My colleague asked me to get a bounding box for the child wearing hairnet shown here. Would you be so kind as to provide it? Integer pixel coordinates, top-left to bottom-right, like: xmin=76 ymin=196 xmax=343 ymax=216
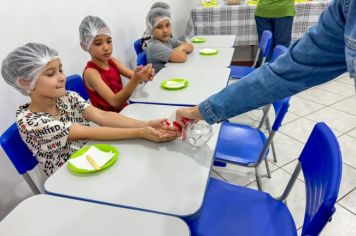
xmin=146 ymin=7 xmax=193 ymax=73
xmin=1 ymin=43 xmax=178 ymax=177
xmin=79 ymin=16 xmax=154 ymax=112
xmin=141 ymin=2 xmax=171 ymax=51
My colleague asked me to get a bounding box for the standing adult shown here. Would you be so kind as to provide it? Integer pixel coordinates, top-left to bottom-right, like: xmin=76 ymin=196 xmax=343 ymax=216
xmin=255 ymin=0 xmax=295 ymax=49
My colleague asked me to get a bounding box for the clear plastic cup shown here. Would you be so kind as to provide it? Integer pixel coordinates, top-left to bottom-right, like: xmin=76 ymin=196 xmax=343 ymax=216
xmin=182 ymin=120 xmax=213 ymax=148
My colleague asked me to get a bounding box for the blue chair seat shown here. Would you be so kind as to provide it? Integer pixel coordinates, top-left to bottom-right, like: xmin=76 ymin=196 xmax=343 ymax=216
xmin=215 ymin=122 xmax=267 ymax=165
xmin=229 ymin=66 xmax=256 ymax=79
xmin=189 ymin=178 xmax=296 ymax=236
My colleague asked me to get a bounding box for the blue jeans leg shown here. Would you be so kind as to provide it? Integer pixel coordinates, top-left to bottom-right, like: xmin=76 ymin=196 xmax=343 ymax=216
xmin=273 ymin=16 xmax=294 ymax=48
xmin=255 ymin=16 xmax=294 ymax=61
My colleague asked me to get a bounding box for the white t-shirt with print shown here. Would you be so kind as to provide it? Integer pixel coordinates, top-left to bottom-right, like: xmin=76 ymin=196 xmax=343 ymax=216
xmin=16 ymin=91 xmax=90 ymax=177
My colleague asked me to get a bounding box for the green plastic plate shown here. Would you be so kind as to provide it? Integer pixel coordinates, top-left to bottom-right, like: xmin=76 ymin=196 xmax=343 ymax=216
xmin=191 ymin=37 xmax=206 ymax=43
xmin=161 ymin=78 xmax=189 ymax=90
xmin=67 ymin=144 xmax=119 ymax=173
xmin=199 ymin=48 xmax=219 ymax=56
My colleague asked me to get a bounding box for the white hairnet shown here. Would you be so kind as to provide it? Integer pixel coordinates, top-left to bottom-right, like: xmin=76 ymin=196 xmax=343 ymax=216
xmin=142 ymin=2 xmax=171 ymax=39
xmin=79 ymin=16 xmax=111 ymax=51
xmin=146 ymin=8 xmax=171 ymax=33
xmin=150 ymin=2 xmax=170 ymax=12
xmin=1 ymin=43 xmax=59 ymax=96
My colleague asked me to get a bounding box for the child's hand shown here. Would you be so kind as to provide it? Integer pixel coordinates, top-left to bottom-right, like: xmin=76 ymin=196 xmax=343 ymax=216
xmin=132 ymin=64 xmax=154 ymax=83
xmin=147 ymin=118 xmax=178 ymax=132
xmin=178 ymin=43 xmax=193 ymax=54
xmin=139 ymin=126 xmax=178 ymax=143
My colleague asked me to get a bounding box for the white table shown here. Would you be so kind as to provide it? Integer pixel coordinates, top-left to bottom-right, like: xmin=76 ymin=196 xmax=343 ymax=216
xmin=130 ymin=66 xmax=230 ymax=106
xmin=189 ymin=35 xmax=236 ymax=48
xmin=0 ymin=195 xmax=190 ymax=236
xmin=165 ymin=47 xmax=234 ymax=68
xmin=45 ymin=104 xmax=220 ymax=217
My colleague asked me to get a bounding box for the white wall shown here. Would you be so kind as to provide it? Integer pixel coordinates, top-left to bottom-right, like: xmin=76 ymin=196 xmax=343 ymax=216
xmin=0 ymin=0 xmax=197 ymax=220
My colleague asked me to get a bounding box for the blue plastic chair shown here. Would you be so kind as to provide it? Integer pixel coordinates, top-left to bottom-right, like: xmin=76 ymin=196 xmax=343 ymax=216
xmin=269 ymin=45 xmax=288 ymax=63
xmin=188 ymin=122 xmax=342 ymax=236
xmin=65 ymin=74 xmax=89 ymax=100
xmin=229 ymin=30 xmax=272 ymax=79
xmin=134 ymin=38 xmax=144 ymax=56
xmin=136 ymin=51 xmax=147 ymax=66
xmin=0 ymin=123 xmax=40 ymax=194
xmin=214 ymin=97 xmax=291 ymax=190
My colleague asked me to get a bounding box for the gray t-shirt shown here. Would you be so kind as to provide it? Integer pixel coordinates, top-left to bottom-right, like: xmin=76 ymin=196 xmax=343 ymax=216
xmin=146 ymin=38 xmax=182 ymax=72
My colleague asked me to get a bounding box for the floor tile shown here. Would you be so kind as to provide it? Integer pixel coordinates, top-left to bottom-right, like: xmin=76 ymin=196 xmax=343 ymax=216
xmin=331 ymin=97 xmax=356 ymax=116
xmin=282 ymin=160 xmax=304 ymax=182
xmin=319 ymin=81 xmax=356 ymax=97
xmin=337 ymin=73 xmax=355 ymax=86
xmin=347 ymin=128 xmax=356 ymax=138
xmin=209 ymin=169 xmax=226 ymax=181
xmin=280 ymin=117 xmax=342 ymax=143
xmin=213 ymin=161 xmax=279 ymax=187
xmin=321 ymin=204 xmax=356 ymax=236
xmin=338 ymin=134 xmax=356 ymax=168
xmin=288 ymin=96 xmax=325 ymax=116
xmin=335 ymin=164 xmax=356 ymax=200
xmin=228 ymin=109 xmax=262 ymax=127
xmin=306 ymin=107 xmax=356 ymax=133
xmin=282 ymin=111 xmax=301 ymax=125
xmin=297 ymin=87 xmax=345 ymax=106
xmin=338 ymin=189 xmax=356 ymax=215
xmin=266 ymin=132 xmax=304 ymax=167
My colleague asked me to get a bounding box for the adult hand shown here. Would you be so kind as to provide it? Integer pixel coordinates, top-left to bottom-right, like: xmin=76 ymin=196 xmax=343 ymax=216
xmin=176 ymin=106 xmax=203 ymax=123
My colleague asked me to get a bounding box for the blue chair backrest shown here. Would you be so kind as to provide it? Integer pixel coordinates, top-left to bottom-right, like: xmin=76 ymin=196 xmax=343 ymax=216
xmin=270 ymin=45 xmax=288 ymax=63
xmin=271 ymin=97 xmax=291 ymax=131
xmin=65 ymin=74 xmax=89 ymax=100
xmin=0 ymin=123 xmax=38 ymax=174
xmin=299 ymin=122 xmax=342 ymax=235
xmin=260 ymin=30 xmax=273 ymax=58
xmin=137 ymin=51 xmax=147 ymax=66
xmin=134 ymin=38 xmax=144 ymax=55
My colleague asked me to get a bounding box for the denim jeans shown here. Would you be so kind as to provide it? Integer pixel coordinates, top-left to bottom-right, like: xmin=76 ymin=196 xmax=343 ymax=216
xmin=255 ymin=15 xmax=294 ymax=48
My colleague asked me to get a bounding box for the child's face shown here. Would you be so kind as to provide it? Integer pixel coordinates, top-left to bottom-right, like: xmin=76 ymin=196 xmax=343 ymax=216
xmin=152 ymin=19 xmax=172 ymax=42
xmin=89 ymin=34 xmax=113 ymax=61
xmin=32 ymin=59 xmax=66 ymax=98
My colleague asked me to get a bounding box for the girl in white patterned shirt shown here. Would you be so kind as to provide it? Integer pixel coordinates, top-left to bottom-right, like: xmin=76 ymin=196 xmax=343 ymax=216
xmin=1 ymin=43 xmax=177 ymax=176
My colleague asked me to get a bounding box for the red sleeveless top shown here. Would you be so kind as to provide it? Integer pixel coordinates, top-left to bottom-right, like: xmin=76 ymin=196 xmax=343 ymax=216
xmin=83 ymin=59 xmax=128 ymax=112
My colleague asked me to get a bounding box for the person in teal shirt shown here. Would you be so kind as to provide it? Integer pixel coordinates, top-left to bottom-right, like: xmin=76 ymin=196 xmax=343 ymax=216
xmin=255 ymin=0 xmax=295 ymax=49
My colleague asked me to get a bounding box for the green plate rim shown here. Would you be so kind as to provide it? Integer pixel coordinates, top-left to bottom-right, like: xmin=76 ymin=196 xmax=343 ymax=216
xmin=161 ymin=78 xmax=189 ymax=90
xmin=67 ymin=144 xmax=119 ymax=173
xmin=191 ymin=37 xmax=206 ymax=43
xmin=199 ymin=48 xmax=219 ymax=56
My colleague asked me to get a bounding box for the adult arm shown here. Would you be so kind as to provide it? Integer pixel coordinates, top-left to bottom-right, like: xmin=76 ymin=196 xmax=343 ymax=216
xmin=197 ymin=0 xmax=347 ymax=124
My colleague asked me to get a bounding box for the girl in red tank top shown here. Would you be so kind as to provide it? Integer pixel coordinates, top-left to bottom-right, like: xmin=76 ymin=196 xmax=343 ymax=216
xmin=80 ymin=16 xmax=155 ymax=112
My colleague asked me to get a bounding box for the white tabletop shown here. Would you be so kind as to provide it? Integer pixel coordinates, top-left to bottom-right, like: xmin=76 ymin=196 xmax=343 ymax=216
xmin=165 ymin=47 xmax=234 ymax=68
xmin=0 ymin=195 xmax=190 ymax=236
xmin=190 ymin=35 xmax=236 ymax=48
xmin=45 ymin=104 xmax=220 ymax=217
xmin=130 ymin=66 xmax=230 ymax=106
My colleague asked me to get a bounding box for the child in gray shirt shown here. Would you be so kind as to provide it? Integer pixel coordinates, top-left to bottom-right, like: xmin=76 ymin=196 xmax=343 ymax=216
xmin=146 ymin=7 xmax=193 ymax=72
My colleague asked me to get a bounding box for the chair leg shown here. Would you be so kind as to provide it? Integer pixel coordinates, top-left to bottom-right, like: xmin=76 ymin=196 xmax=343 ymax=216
xmin=270 ymin=140 xmax=278 ymax=163
xmin=255 ymin=167 xmax=263 ymax=191
xmin=265 ymin=116 xmax=278 ymax=163
xmin=23 ymin=173 xmax=41 ymax=194
xmin=265 ymin=160 xmax=271 ymax=178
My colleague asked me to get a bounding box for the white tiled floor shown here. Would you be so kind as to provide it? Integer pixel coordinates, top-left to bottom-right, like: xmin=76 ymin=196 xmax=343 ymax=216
xmin=211 ymin=73 xmax=356 ymax=235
